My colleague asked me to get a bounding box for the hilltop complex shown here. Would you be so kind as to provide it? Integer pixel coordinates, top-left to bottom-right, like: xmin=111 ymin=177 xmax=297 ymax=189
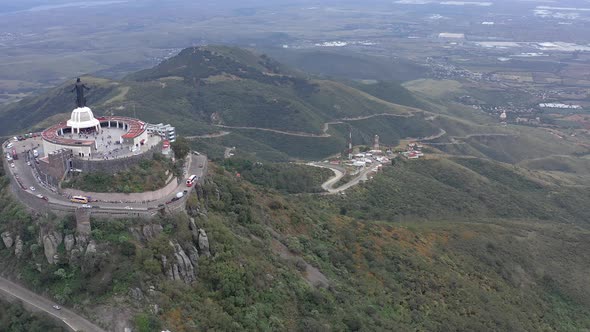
xmin=18 ymin=94 xmax=176 ymax=187
xmin=42 ymin=107 xmax=156 ymax=159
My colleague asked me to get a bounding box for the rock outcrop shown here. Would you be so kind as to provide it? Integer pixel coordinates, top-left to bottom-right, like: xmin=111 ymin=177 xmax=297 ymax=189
xmin=129 ymin=288 xmax=144 ymax=302
xmin=64 ymin=234 xmax=75 ymax=252
xmin=173 ymin=242 xmax=195 ymax=283
xmin=82 ymin=240 xmax=100 ymax=273
xmin=161 ymin=242 xmax=196 ymax=284
xmin=189 ymin=219 xmax=200 ymax=244
xmin=142 ymin=224 xmax=163 ymax=241
xmin=14 ymin=236 xmax=23 ymax=258
xmin=198 ymin=229 xmax=211 ymax=257
xmin=130 ymin=224 xmax=164 ymax=242
xmin=75 ymin=233 xmax=88 ymax=249
xmin=1 ymin=231 xmax=13 ymax=249
xmin=187 ymin=245 xmax=199 ymax=268
xmin=42 ymin=231 xmax=63 ymax=264
xmin=161 ymin=255 xmax=174 ymax=280
xmin=70 ymin=248 xmax=82 ymax=267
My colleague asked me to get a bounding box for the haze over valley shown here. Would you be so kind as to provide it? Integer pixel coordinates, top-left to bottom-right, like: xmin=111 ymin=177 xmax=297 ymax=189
xmin=0 ymin=1 xmax=590 ymax=331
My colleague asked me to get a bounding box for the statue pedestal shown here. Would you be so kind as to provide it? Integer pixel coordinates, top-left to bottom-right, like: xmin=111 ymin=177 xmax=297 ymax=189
xmin=67 ymin=107 xmax=100 ymax=134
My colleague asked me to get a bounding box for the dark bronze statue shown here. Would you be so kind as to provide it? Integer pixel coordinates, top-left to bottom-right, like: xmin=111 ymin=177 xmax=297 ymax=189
xmin=71 ymin=78 xmax=90 ymax=108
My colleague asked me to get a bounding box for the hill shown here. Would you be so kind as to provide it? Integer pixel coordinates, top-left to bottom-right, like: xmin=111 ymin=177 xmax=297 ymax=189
xmin=0 ymin=46 xmax=436 ymax=160
xmin=1 ymin=46 xmax=589 ymax=165
xmin=1 ymin=155 xmax=589 ymax=331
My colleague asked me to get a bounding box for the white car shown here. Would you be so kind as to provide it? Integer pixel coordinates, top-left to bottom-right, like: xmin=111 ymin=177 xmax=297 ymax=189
xmin=124 ymin=206 xmax=134 ymax=210
xmin=26 ymin=161 xmax=31 ymax=166
xmin=29 ymin=186 xmax=35 ymax=191
xmin=52 ymin=305 xmax=61 ymax=310
xmin=81 ymin=204 xmax=92 ymax=208
xmin=6 ymin=143 xmax=13 ymax=149
xmin=10 ymin=163 xmax=15 ymax=168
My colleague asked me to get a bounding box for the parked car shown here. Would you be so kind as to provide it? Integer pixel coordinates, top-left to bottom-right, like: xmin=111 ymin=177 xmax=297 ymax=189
xmin=52 ymin=305 xmax=61 ymax=310
xmin=29 ymin=186 xmax=36 ymax=191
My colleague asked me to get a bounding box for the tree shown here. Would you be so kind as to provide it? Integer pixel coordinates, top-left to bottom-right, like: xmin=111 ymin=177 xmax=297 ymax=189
xmin=171 ymin=137 xmax=190 ymax=159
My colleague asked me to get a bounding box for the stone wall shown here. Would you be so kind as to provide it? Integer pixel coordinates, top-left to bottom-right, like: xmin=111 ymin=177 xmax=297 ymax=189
xmin=71 ymin=142 xmax=162 ymax=175
xmin=63 ymin=175 xmax=180 ymax=203
xmin=36 ymin=149 xmax=70 ymax=187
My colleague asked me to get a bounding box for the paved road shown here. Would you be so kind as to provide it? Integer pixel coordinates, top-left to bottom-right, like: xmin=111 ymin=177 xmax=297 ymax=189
xmin=5 ymin=137 xmax=207 ymax=212
xmin=0 ymin=277 xmax=106 ymax=332
xmin=309 ymin=162 xmax=381 ymax=194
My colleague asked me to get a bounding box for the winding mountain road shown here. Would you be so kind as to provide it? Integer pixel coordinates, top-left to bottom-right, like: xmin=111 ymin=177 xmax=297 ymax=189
xmin=308 ymin=162 xmax=381 ymax=194
xmin=212 ymin=112 xmax=415 ymax=138
xmin=0 ymin=277 xmax=106 ymax=332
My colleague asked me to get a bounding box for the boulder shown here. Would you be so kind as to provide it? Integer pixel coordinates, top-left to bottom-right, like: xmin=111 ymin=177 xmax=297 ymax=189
xmin=130 ymin=224 xmax=164 ymax=242
xmin=189 ymin=218 xmax=199 ymax=243
xmin=129 ymin=287 xmax=144 ymax=302
xmin=70 ymin=248 xmax=82 ymax=267
xmin=129 ymin=227 xmax=143 ymax=242
xmin=42 ymin=231 xmax=63 ymax=264
xmin=75 ymin=233 xmax=88 ymax=249
xmin=197 ymin=229 xmax=211 ymax=257
xmin=14 ymin=236 xmax=23 ymax=258
xmin=161 ymin=255 xmax=174 ymax=280
xmin=142 ymin=224 xmax=163 ymax=241
xmin=173 ymin=242 xmax=195 ymax=283
xmin=82 ymin=240 xmax=98 ymax=273
xmin=1 ymin=231 xmax=13 ymax=249
xmin=85 ymin=240 xmax=97 ymax=257
xmin=172 ymin=264 xmax=181 ymax=281
xmin=64 ymin=234 xmax=75 ymax=252
xmin=187 ymin=245 xmax=199 ymax=269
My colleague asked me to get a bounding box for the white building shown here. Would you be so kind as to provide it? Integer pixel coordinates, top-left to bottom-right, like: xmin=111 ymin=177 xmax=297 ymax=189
xmin=147 ymin=123 xmax=176 ymax=142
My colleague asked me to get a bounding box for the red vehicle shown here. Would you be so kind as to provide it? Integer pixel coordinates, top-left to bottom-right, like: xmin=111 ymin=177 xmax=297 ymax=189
xmin=186 ymin=174 xmax=197 ymax=187
xmin=11 ymin=149 xmax=18 ymax=160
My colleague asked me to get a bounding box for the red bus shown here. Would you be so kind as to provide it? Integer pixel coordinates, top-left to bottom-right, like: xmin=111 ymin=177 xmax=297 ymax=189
xmin=11 ymin=149 xmax=18 ymax=160
xmin=186 ymin=174 xmax=197 ymax=187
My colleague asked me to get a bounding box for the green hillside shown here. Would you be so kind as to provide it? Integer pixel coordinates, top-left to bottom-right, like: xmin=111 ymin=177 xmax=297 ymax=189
xmin=264 ymin=48 xmax=429 ymax=82
xmin=0 ymin=77 xmax=121 ymax=134
xmin=1 ymin=156 xmax=589 ymax=331
xmin=341 ymin=157 xmax=590 ymax=223
xmin=0 ymin=46 xmax=439 ymax=161
xmin=1 ymin=46 xmax=588 ymax=165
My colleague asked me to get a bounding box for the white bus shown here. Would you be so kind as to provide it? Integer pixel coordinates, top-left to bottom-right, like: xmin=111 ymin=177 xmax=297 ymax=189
xmin=186 ymin=175 xmax=197 ymax=187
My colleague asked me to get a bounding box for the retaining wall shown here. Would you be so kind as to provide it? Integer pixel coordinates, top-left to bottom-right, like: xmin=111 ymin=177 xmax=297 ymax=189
xmin=71 ymin=142 xmax=163 ymax=175
xmin=63 ymin=174 xmax=179 ymax=203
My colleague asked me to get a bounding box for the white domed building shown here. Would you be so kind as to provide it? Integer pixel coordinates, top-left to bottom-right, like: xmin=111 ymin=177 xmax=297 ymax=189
xmin=67 ymin=107 xmax=101 ymax=134
xmin=41 ymin=105 xmax=155 ymax=159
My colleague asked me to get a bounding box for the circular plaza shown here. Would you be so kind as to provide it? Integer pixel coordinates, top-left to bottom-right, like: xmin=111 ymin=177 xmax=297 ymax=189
xmin=41 ymin=107 xmax=161 ymax=160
